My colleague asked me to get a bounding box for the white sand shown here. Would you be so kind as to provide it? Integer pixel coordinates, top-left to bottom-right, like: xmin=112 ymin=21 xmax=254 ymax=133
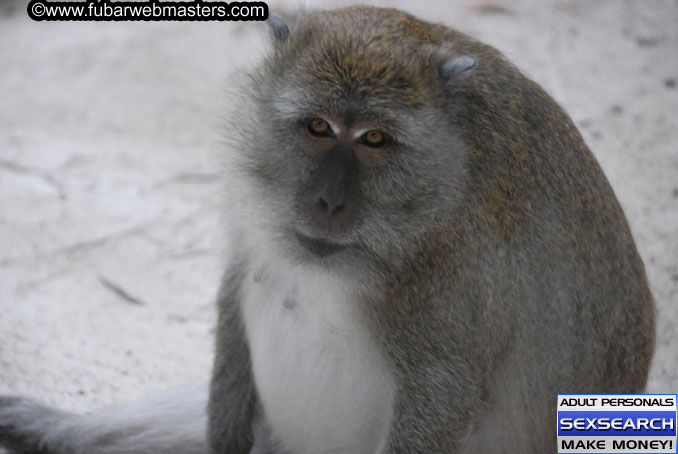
xmin=0 ymin=0 xmax=676 ymax=423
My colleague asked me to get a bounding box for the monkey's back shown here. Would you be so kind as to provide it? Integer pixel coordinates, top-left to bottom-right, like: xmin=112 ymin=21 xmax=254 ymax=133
xmin=364 ymin=10 xmax=655 ymax=452
xmin=459 ymin=40 xmax=655 ymax=392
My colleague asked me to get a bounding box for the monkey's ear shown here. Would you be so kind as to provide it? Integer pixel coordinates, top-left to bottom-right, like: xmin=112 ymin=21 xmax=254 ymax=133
xmin=267 ymin=14 xmax=290 ymax=44
xmin=440 ymin=56 xmax=476 ymax=79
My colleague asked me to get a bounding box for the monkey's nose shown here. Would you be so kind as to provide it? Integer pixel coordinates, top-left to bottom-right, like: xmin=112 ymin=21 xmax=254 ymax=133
xmin=317 ymin=196 xmax=346 ymax=217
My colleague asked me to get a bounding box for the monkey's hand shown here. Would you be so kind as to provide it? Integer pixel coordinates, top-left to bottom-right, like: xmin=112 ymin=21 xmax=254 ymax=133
xmin=0 ymin=395 xmax=67 ymax=453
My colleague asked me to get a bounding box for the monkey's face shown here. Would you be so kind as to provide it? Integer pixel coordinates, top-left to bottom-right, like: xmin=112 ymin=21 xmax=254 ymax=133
xmin=230 ymin=9 xmax=472 ymax=268
xmin=279 ymin=116 xmax=389 ymax=257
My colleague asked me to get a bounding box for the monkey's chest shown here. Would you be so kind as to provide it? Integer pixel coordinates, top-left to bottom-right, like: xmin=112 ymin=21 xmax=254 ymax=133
xmin=241 ymin=263 xmax=394 ymax=454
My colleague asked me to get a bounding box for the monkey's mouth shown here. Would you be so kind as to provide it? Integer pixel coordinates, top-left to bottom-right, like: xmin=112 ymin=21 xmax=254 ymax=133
xmin=294 ymin=231 xmax=348 ymax=257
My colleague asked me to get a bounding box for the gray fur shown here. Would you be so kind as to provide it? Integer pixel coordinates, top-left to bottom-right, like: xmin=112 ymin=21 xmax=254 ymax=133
xmin=207 ymin=264 xmax=257 ymax=454
xmin=0 ymin=384 xmax=208 ymax=454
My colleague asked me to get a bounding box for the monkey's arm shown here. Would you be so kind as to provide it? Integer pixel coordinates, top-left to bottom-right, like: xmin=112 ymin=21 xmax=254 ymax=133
xmin=207 ymin=265 xmax=258 ymax=454
xmin=381 ymin=365 xmax=482 ymax=454
xmin=375 ymin=276 xmax=495 ymax=454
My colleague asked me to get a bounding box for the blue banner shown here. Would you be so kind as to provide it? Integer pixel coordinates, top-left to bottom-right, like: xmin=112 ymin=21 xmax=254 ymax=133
xmin=558 ymin=411 xmax=677 ymax=437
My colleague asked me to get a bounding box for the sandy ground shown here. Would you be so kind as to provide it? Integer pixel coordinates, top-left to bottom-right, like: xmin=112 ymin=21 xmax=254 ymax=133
xmin=0 ymin=0 xmax=676 ymax=426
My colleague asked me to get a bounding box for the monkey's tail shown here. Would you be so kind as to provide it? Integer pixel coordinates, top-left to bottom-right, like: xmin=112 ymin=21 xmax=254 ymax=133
xmin=0 ymin=383 xmax=209 ymax=454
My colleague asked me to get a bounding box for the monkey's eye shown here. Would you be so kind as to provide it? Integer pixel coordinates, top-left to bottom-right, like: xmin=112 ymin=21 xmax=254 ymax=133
xmin=307 ymin=118 xmax=333 ymax=137
xmin=361 ymin=129 xmax=387 ymax=148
